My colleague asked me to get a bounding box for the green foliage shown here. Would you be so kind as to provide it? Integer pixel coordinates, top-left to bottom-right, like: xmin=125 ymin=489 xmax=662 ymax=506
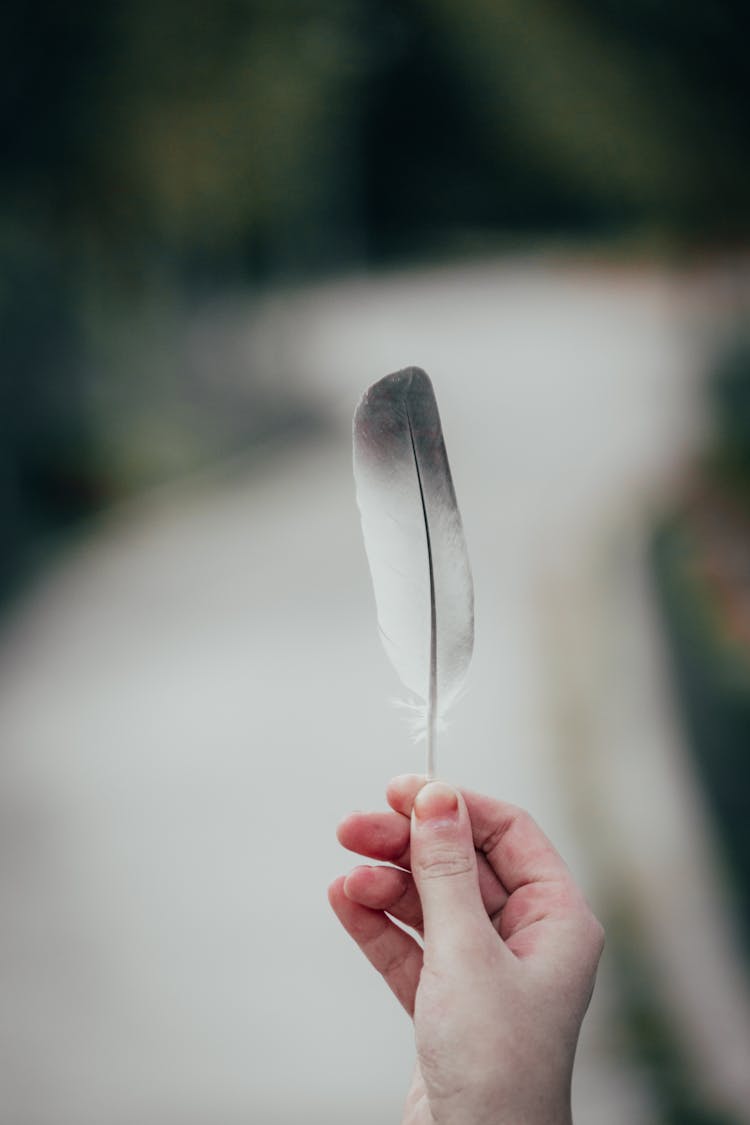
xmin=653 ymin=520 xmax=750 ymax=950
xmin=2 ymin=0 xmax=749 ymax=275
xmin=607 ymin=899 xmax=744 ymax=1125
xmin=712 ymin=333 xmax=750 ymax=483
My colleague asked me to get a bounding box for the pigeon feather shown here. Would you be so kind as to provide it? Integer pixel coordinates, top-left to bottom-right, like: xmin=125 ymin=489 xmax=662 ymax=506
xmin=353 ymin=367 xmax=474 ymax=777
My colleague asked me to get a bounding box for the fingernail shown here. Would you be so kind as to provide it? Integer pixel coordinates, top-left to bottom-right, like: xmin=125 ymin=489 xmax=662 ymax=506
xmin=413 ymin=781 xmax=459 ymax=823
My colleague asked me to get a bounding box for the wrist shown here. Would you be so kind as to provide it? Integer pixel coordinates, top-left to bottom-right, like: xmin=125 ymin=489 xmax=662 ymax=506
xmin=431 ymin=1095 xmax=573 ymax=1125
xmin=492 ymin=1095 xmax=573 ymax=1125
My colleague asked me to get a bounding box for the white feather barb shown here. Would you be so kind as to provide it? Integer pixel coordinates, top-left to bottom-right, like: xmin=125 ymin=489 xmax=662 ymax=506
xmin=353 ymin=367 xmax=474 ymax=778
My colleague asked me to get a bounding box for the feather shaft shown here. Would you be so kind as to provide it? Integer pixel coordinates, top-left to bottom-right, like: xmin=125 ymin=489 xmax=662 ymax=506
xmin=406 ymin=410 xmax=438 ymax=776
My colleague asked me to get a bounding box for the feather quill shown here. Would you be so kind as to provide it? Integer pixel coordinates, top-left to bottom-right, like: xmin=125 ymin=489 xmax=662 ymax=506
xmin=353 ymin=367 xmax=474 ymax=778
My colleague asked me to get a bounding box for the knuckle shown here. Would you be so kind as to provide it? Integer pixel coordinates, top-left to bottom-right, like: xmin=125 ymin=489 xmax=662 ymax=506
xmin=381 ymin=945 xmax=410 ymax=977
xmin=416 ymin=851 xmax=474 ymax=881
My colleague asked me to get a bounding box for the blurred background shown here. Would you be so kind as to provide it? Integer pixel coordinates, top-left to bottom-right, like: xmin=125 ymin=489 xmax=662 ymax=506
xmin=2 ymin=2 xmax=750 ymax=1122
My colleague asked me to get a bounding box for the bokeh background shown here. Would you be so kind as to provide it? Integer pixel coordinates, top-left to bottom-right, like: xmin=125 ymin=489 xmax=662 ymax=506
xmin=2 ymin=2 xmax=750 ymax=1122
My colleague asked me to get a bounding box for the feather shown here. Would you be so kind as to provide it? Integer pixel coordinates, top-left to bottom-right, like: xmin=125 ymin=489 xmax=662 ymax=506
xmin=353 ymin=366 xmax=474 ymax=778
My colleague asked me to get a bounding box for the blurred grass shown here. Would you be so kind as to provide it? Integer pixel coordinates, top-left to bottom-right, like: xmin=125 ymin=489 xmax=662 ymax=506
xmin=650 ymin=330 xmax=750 ymax=954
xmin=652 ymin=509 xmax=750 ymax=951
xmin=608 ymin=901 xmax=743 ymax=1125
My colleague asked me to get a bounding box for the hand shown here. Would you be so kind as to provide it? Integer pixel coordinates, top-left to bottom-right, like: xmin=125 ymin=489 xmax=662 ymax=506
xmin=329 ymin=776 xmax=604 ymax=1125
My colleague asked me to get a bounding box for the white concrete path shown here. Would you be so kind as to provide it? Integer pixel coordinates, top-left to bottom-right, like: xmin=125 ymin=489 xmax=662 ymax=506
xmin=0 ymin=257 xmax=747 ymax=1123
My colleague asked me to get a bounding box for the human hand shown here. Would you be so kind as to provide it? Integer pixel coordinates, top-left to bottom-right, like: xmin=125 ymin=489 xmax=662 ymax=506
xmin=329 ymin=776 xmax=604 ymax=1125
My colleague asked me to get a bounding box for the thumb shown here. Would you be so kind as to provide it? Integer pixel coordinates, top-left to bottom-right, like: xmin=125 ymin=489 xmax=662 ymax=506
xmin=410 ymin=782 xmax=489 ymax=950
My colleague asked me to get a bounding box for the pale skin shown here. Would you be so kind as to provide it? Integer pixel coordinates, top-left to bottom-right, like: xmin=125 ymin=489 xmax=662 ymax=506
xmin=329 ymin=776 xmax=605 ymax=1125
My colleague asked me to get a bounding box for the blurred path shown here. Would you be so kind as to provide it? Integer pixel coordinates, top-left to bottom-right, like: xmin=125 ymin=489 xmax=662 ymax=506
xmin=0 ymin=257 xmax=747 ymax=1123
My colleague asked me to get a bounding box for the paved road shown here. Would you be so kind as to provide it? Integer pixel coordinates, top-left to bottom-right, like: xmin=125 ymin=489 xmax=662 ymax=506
xmin=0 ymin=258 xmax=744 ymax=1123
